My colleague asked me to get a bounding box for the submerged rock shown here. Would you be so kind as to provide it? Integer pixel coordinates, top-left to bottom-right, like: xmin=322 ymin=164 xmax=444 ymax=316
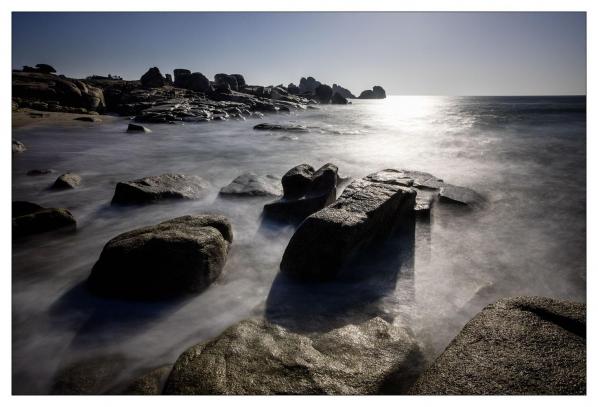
xmin=253 ymin=123 xmax=309 ymax=133
xmin=219 ymin=173 xmax=282 ymax=197
xmin=164 ymin=317 xmax=423 ymax=395
xmin=409 ymin=296 xmax=586 ymax=395
xmin=26 ymin=169 xmax=53 ymax=176
xmin=51 ymin=354 xmax=129 ymax=395
xmin=111 ymin=173 xmax=208 ymax=205
xmin=13 ymin=201 xmax=76 ymax=238
xmin=87 ymin=214 xmax=233 ymax=299
xmin=126 ymin=123 xmax=151 ymax=133
xmin=51 ymin=172 xmax=81 ymax=190
xmin=74 ymin=116 xmax=102 ymax=122
xmin=280 ymin=170 xmax=416 ymax=281
xmin=12 ymin=140 xmax=26 ymax=154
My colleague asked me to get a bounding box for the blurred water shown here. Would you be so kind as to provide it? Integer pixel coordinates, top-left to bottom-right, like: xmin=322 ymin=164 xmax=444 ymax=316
xmin=12 ymin=96 xmax=586 ymax=394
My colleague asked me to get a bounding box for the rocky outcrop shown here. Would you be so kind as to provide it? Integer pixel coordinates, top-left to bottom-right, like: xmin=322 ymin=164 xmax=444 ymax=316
xmin=263 ymin=163 xmax=339 ymax=225
xmin=280 ymin=170 xmax=416 ymax=280
xmin=13 ymin=201 xmax=76 ymax=238
xmin=87 ymin=214 xmax=233 ymax=299
xmin=51 ymin=172 xmax=81 ymax=190
xmin=253 ymin=123 xmax=308 ymax=133
xmin=187 ymin=72 xmax=210 ymax=93
xmin=173 ymin=69 xmax=191 ymax=87
xmin=332 ymin=84 xmax=356 ymax=99
xmin=287 ymin=83 xmax=300 ymax=95
xmin=298 ymin=76 xmax=321 ymax=94
xmin=231 ymin=74 xmax=246 ymax=88
xmin=214 ymin=74 xmax=239 ymax=92
xmin=219 ymin=173 xmax=282 ymax=198
xmin=121 ymin=365 xmax=173 ymax=395
xmin=74 ymin=116 xmax=101 ymax=122
xmin=331 ymin=92 xmax=348 ymax=104
xmin=314 ymin=84 xmax=333 ymax=104
xmin=409 ymin=297 xmax=586 ymax=395
xmin=27 ymin=169 xmax=53 ymax=176
xmin=358 ymin=86 xmax=386 ymax=99
xmin=111 ymin=173 xmax=208 ymax=205
xmin=140 ymin=67 xmax=165 ymax=88
xmin=164 ymin=317 xmax=423 ymax=395
xmin=12 ymin=140 xmax=26 ymax=154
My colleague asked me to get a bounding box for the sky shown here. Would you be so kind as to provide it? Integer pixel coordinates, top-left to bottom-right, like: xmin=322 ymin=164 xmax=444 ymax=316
xmin=12 ymin=12 xmax=586 ymax=95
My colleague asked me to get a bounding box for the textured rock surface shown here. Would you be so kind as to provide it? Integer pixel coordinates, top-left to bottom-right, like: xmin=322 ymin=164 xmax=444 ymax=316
xmin=51 ymin=172 xmax=81 ymax=190
xmin=409 ymin=296 xmax=586 ymax=395
xmin=164 ymin=317 xmax=423 ymax=395
xmin=111 ymin=173 xmax=208 ymax=205
xmin=50 ymin=354 xmax=128 ymax=395
xmin=219 ymin=173 xmax=282 ymax=197
xmin=280 ymin=170 xmax=416 ymax=280
xmin=87 ymin=215 xmax=233 ymax=299
xmin=13 ymin=201 xmax=76 ymax=238
xmin=121 ymin=365 xmax=173 ymax=395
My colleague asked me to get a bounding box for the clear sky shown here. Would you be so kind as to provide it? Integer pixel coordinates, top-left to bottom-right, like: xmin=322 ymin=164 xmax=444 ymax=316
xmin=12 ymin=12 xmax=586 ymax=95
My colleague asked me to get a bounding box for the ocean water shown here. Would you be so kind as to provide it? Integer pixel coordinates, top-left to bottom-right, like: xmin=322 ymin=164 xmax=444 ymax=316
xmin=12 ymin=95 xmax=586 ymax=394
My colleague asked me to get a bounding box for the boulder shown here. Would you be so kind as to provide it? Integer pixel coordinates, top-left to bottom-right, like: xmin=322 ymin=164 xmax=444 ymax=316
xmin=231 ymin=74 xmax=246 ymax=88
xmin=173 ymin=68 xmax=191 ymax=87
xmin=164 ymin=317 xmax=423 ymax=395
xmin=51 ymin=172 xmax=82 ymax=190
xmin=126 ymin=123 xmax=151 ymax=133
xmin=253 ymin=123 xmax=308 ymax=133
xmin=74 ymin=116 xmax=101 ymax=122
xmin=214 ymin=74 xmax=239 ymax=92
xmin=358 ymin=86 xmax=386 ymax=99
xmin=187 ymin=72 xmax=210 ymax=93
xmin=111 ymin=173 xmax=208 ymax=205
xmin=35 ymin=64 xmax=56 ymax=74
xmin=12 ymin=201 xmax=76 ymax=238
xmin=87 ymin=214 xmax=233 ymax=299
xmin=279 ymin=170 xmax=416 ymax=280
xmin=332 ymin=84 xmax=356 ymax=99
xmin=12 ymin=139 xmax=26 ymax=153
xmin=298 ymin=76 xmax=321 ymax=94
xmin=26 ymin=169 xmax=53 ymax=176
xmin=314 ymin=84 xmax=333 ymax=104
xmin=164 ymin=74 xmax=173 ymax=85
xmin=409 ymin=297 xmax=586 ymax=395
xmin=140 ymin=67 xmax=165 ymax=88
xmin=331 ymin=92 xmax=348 ymax=104
xmin=263 ymin=163 xmax=338 ymax=225
xmin=287 ymin=83 xmax=300 ymax=95
xmin=219 ymin=173 xmax=282 ymax=198
xmin=121 ymin=365 xmax=172 ymax=395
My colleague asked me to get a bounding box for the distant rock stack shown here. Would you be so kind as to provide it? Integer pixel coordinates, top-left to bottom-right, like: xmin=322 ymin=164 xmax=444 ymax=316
xmin=358 ymin=85 xmax=386 ymax=99
xmin=140 ymin=67 xmax=165 ymax=88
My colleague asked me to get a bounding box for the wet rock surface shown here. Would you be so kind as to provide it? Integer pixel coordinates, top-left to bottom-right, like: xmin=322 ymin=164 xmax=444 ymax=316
xmin=219 ymin=173 xmax=282 ymax=198
xmin=12 ymin=139 xmax=26 ymax=153
xmin=253 ymin=123 xmax=309 ymax=132
xmin=13 ymin=201 xmax=76 ymax=238
xmin=87 ymin=214 xmax=233 ymax=299
xmin=111 ymin=173 xmax=208 ymax=205
xmin=126 ymin=123 xmax=151 ymax=133
xmin=121 ymin=365 xmax=173 ymax=395
xmin=74 ymin=116 xmax=102 ymax=122
xmin=409 ymin=296 xmax=586 ymax=395
xmin=51 ymin=172 xmax=82 ymax=190
xmin=50 ymin=354 xmax=129 ymax=395
xmin=164 ymin=317 xmax=423 ymax=395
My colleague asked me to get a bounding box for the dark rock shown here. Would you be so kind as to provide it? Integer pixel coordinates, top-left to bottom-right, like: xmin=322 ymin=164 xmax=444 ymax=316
xmin=298 ymin=76 xmax=321 ymax=94
xmin=12 ymin=139 xmax=26 ymax=153
xmin=280 ymin=170 xmax=416 ymax=280
xmin=214 ymin=74 xmax=239 ymax=91
xmin=231 ymin=74 xmax=246 ymax=88
xmin=111 ymin=173 xmax=208 ymax=205
xmin=126 ymin=123 xmax=151 ymax=133
xmin=26 ymin=169 xmax=53 ymax=176
xmin=281 ymin=164 xmax=315 ymax=199
xmin=164 ymin=73 xmax=173 ymax=85
xmin=51 ymin=172 xmax=82 ymax=190
xmin=51 ymin=354 xmax=128 ymax=395
xmin=140 ymin=67 xmax=165 ymax=88
xmin=121 ymin=365 xmax=172 ymax=395
xmin=164 ymin=317 xmax=422 ymax=395
xmin=287 ymin=83 xmax=300 ymax=95
xmin=35 ymin=64 xmax=56 ymax=74
xmin=173 ymin=69 xmax=191 ymax=87
xmin=253 ymin=123 xmax=308 ymax=133
xmin=331 ymin=92 xmax=348 ymax=104
xmin=74 ymin=116 xmax=101 ymax=122
xmin=332 ymin=84 xmax=356 ymax=99
xmin=87 ymin=214 xmax=233 ymax=299
xmin=358 ymin=86 xmax=386 ymax=99
xmin=219 ymin=173 xmax=282 ymax=198
xmin=314 ymin=84 xmax=333 ymax=104
xmin=409 ymin=296 xmax=586 ymax=395
xmin=12 ymin=100 xmax=19 ymax=111
xmin=12 ymin=201 xmax=76 ymax=238
xmin=187 ymin=72 xmax=210 ymax=92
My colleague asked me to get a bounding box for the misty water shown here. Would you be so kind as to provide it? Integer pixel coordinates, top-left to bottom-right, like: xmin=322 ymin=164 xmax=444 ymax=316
xmin=12 ymin=96 xmax=586 ymax=394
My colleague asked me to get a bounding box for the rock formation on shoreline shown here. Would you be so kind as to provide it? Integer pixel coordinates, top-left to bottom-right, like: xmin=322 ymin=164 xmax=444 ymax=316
xmin=111 ymin=173 xmax=208 ymax=205
xmin=358 ymin=85 xmax=386 ymax=99
xmin=12 ymin=201 xmax=76 ymax=237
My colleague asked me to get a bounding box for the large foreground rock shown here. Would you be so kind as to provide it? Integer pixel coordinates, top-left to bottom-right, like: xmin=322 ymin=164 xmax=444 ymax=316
xmin=219 ymin=173 xmax=282 ymax=197
xmin=409 ymin=296 xmax=586 ymax=395
xmin=280 ymin=170 xmax=416 ymax=280
xmin=121 ymin=365 xmax=173 ymax=395
xmin=51 ymin=354 xmax=128 ymax=395
xmin=111 ymin=173 xmax=208 ymax=205
xmin=13 ymin=201 xmax=76 ymax=238
xmin=87 ymin=215 xmax=233 ymax=299
xmin=164 ymin=317 xmax=423 ymax=395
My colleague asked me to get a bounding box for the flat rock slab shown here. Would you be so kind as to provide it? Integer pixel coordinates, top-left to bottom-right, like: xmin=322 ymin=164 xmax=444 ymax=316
xmin=51 ymin=172 xmax=81 ymax=190
xmin=219 ymin=173 xmax=282 ymax=197
xmin=74 ymin=116 xmax=102 ymax=122
xmin=87 ymin=214 xmax=232 ymax=299
xmin=280 ymin=170 xmax=416 ymax=281
xmin=127 ymin=123 xmax=151 ymax=133
xmin=409 ymin=296 xmax=586 ymax=395
xmin=164 ymin=317 xmax=423 ymax=395
xmin=13 ymin=201 xmax=76 ymax=238
xmin=111 ymin=173 xmax=208 ymax=205
xmin=253 ymin=123 xmax=309 ymax=132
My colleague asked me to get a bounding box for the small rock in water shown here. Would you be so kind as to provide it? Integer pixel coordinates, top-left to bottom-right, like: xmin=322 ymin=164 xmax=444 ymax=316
xmin=253 ymin=123 xmax=308 ymax=133
xmin=111 ymin=173 xmax=208 ymax=205
xmin=219 ymin=173 xmax=282 ymax=198
xmin=51 ymin=172 xmax=81 ymax=190
xmin=87 ymin=215 xmax=233 ymax=299
xmin=126 ymin=123 xmax=152 ymax=133
xmin=74 ymin=116 xmax=102 ymax=122
xmin=26 ymin=169 xmax=53 ymax=176
xmin=439 ymin=184 xmax=485 ymax=207
xmin=12 ymin=140 xmax=26 ymax=153
xmin=12 ymin=201 xmax=76 ymax=238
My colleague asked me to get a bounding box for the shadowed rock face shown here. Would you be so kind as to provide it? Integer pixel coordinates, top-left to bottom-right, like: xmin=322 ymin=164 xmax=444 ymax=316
xmin=280 ymin=170 xmax=416 ymax=281
xmin=164 ymin=317 xmax=423 ymax=395
xmin=140 ymin=67 xmax=165 ymax=88
xmin=315 ymin=84 xmax=333 ymax=104
xmin=111 ymin=173 xmax=208 ymax=205
xmin=409 ymin=296 xmax=586 ymax=395
xmin=219 ymin=173 xmax=282 ymax=198
xmin=12 ymin=201 xmax=76 ymax=238
xmin=331 ymin=92 xmax=348 ymax=104
xmin=332 ymin=83 xmax=356 ymax=99
xmin=87 ymin=215 xmax=233 ymax=299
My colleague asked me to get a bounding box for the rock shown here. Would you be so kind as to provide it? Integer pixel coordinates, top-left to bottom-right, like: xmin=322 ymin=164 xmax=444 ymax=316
xmin=253 ymin=123 xmax=308 ymax=133
xmin=35 ymin=64 xmax=56 ymax=74
xmin=439 ymin=184 xmax=485 ymax=207
xmin=263 ymin=163 xmax=338 ymax=225
xmin=173 ymin=69 xmax=191 ymax=87
xmin=87 ymin=214 xmax=233 ymax=299
xmin=280 ymin=170 xmax=416 ymax=280
xmin=121 ymin=365 xmax=172 ymax=395
xmin=314 ymin=84 xmax=333 ymax=104
xmin=12 ymin=201 xmax=76 ymax=238
xmin=331 ymin=92 xmax=348 ymax=104
xmin=126 ymin=123 xmax=151 ymax=133
xmin=164 ymin=317 xmax=423 ymax=395
xmin=214 ymin=74 xmax=239 ymax=92
xmin=219 ymin=173 xmax=282 ymax=197
xmin=358 ymin=86 xmax=386 ymax=99
xmin=287 ymin=83 xmax=300 ymax=95
xmin=231 ymin=74 xmax=246 ymax=88
xmin=12 ymin=100 xmax=19 ymax=111
xmin=187 ymin=72 xmax=210 ymax=92
xmin=409 ymin=297 xmax=586 ymax=395
xmin=12 ymin=139 xmax=26 ymax=153
xmin=74 ymin=116 xmax=101 ymax=122
xmin=298 ymin=76 xmax=321 ymax=94
xmin=26 ymin=169 xmax=53 ymax=176
xmin=140 ymin=67 xmax=165 ymax=88
xmin=164 ymin=74 xmax=173 ymax=85
xmin=51 ymin=172 xmax=82 ymax=190
xmin=332 ymin=84 xmax=356 ymax=99
xmin=51 ymin=354 xmax=128 ymax=395
xmin=111 ymin=173 xmax=208 ymax=205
